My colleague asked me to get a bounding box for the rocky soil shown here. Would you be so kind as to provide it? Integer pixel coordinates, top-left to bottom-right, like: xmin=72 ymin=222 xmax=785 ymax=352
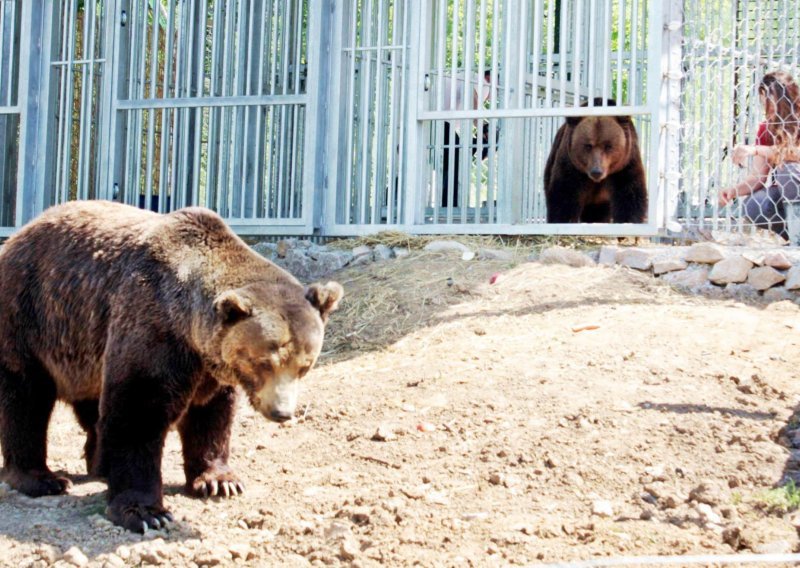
xmin=1 ymin=243 xmax=800 ymax=567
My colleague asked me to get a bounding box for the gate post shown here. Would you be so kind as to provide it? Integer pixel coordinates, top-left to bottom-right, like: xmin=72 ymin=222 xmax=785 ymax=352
xmin=16 ymin=1 xmax=53 ymax=224
xmin=657 ymin=0 xmax=683 ymax=231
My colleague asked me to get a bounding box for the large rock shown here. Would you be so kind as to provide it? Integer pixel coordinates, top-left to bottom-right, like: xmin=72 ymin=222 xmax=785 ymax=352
xmin=708 ymin=255 xmax=753 ymax=285
xmin=538 ymin=246 xmax=596 ymax=268
xmin=685 ymin=243 xmax=725 ymax=264
xmin=653 ymin=258 xmax=688 ymax=275
xmin=786 ymin=266 xmax=800 ymax=291
xmin=617 ymin=248 xmax=653 ymax=270
xmin=598 ymin=245 xmax=619 ymax=266
xmin=477 ymin=248 xmax=514 ymax=261
xmin=280 ymin=248 xmax=353 ymax=281
xmin=763 ymin=251 xmax=793 ymax=270
xmin=423 ymin=240 xmax=471 ymax=254
xmin=373 ymin=244 xmax=394 ymax=260
xmin=748 ymin=266 xmax=786 ymax=291
xmin=763 ymin=287 xmax=795 ymax=302
xmin=660 ymin=266 xmax=710 ymax=291
xmin=724 ymin=283 xmax=760 ymax=300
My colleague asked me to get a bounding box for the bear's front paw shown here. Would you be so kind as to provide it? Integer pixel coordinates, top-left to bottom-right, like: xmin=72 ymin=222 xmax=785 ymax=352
xmin=190 ymin=470 xmax=244 ymax=498
xmin=2 ymin=468 xmax=71 ymax=497
xmin=106 ymin=491 xmax=173 ymax=533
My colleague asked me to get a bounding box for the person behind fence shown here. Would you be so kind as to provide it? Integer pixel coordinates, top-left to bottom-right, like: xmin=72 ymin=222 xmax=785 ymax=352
xmin=718 ymin=71 xmax=800 ymax=239
xmin=440 ymin=71 xmax=498 ymax=209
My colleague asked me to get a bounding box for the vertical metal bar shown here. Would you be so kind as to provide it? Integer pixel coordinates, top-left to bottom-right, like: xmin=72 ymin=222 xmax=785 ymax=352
xmin=342 ymin=1 xmax=357 ymax=223
xmin=558 ymin=0 xmax=568 ymax=107
xmin=645 ymin=0 xmax=662 ymax=230
xmin=157 ymin=0 xmax=175 ymax=211
xmin=433 ymin=0 xmax=446 ymax=218
xmin=461 ymin=0 xmax=475 ymax=224
xmin=572 ymin=0 xmax=581 ymax=105
xmin=403 ymin=0 xmax=425 ymax=227
xmin=602 ymin=0 xmax=611 ymax=100
xmin=488 ymin=0 xmax=502 ymax=224
xmin=218 ymin=0 xmax=235 ymax=216
xmin=385 ymin=0 xmax=400 ymax=225
xmin=170 ymin=0 xmax=186 ymax=208
xmin=545 ymin=0 xmax=554 ymax=106
xmin=277 ymin=0 xmax=292 ymax=218
xmin=132 ymin=0 xmax=149 ymax=203
xmin=238 ymin=0 xmax=257 ymax=218
xmin=289 ymin=0 xmax=304 ymax=219
xmin=190 ymin=0 xmax=206 ymax=208
xmin=252 ymin=0 xmax=269 ymax=218
xmin=357 ymin=0 xmax=374 ymax=225
xmin=615 ymin=0 xmax=624 ymax=103
xmin=531 ymin=0 xmax=542 ymax=108
xmin=265 ymin=0 xmax=280 ymax=218
xmin=588 ymin=0 xmax=596 ymax=99
xmin=205 ymin=0 xmax=222 ymax=208
xmin=475 ymin=0 xmax=488 ymax=222
xmin=53 ymin=0 xmax=72 ymax=204
xmin=75 ymin=0 xmax=92 ymax=200
xmin=173 ymin=0 xmax=190 ymax=208
xmin=144 ymin=0 xmax=160 ymax=210
xmin=395 ymin=0 xmax=410 ymax=224
xmin=369 ymin=0 xmax=386 ymax=225
xmin=629 ymin=0 xmax=638 ymax=104
xmin=445 ymin=0 xmax=459 ymax=223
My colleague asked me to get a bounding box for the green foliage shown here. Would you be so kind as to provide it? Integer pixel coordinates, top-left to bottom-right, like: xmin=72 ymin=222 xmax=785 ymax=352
xmin=753 ymin=480 xmax=800 ymax=513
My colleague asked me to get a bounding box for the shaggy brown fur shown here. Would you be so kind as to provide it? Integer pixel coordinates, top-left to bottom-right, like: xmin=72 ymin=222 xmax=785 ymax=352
xmin=544 ymin=98 xmax=647 ymax=223
xmin=0 ymin=201 xmax=342 ymax=533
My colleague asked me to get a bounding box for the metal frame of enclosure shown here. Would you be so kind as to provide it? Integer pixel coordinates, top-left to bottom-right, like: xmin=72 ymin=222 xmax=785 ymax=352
xmin=0 ymin=1 xmax=797 ymax=238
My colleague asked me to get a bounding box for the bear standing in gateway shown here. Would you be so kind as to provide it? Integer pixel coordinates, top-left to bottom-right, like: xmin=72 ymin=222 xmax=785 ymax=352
xmin=0 ymin=201 xmax=343 ymax=533
xmin=544 ymin=98 xmax=647 ymax=223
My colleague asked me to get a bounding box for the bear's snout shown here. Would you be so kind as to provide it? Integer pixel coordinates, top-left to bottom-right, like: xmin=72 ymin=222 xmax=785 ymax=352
xmin=588 ymin=166 xmax=605 ymax=181
xmin=269 ymin=408 xmax=294 ymax=423
xmin=255 ymin=373 xmax=300 ymax=422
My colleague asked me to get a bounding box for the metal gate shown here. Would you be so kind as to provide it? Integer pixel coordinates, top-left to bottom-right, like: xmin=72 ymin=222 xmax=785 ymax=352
xmin=0 ymin=0 xmax=20 ymax=235
xmin=6 ymin=0 xmax=322 ymax=236
xmin=326 ymin=0 xmax=663 ymax=236
xmin=108 ymin=0 xmax=321 ymax=234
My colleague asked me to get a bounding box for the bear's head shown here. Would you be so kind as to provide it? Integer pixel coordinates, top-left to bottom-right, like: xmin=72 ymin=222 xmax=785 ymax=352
xmin=210 ymin=281 xmax=343 ymax=422
xmin=567 ymin=108 xmax=632 ymax=183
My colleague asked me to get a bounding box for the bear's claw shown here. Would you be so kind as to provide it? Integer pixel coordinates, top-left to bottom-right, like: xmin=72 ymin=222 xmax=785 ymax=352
xmin=192 ymin=477 xmax=244 ymax=499
xmin=1 ymin=469 xmax=71 ymax=497
xmin=106 ymin=493 xmax=174 ymax=533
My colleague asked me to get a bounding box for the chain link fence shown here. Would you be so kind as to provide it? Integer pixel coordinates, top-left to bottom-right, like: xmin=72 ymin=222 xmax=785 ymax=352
xmin=678 ymin=0 xmax=800 ymax=243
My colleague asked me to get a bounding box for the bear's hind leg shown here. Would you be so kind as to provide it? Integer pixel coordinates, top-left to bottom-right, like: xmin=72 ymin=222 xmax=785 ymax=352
xmin=72 ymin=400 xmax=99 ymax=475
xmin=0 ymin=363 xmax=71 ymax=497
xmin=179 ymin=386 xmax=243 ymax=499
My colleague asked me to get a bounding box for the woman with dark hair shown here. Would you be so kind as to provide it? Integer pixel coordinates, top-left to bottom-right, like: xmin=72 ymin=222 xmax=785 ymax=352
xmin=719 ymin=70 xmax=800 ymax=239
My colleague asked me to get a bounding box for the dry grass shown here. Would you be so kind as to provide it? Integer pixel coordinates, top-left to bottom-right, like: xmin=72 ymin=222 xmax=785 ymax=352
xmin=320 ymin=250 xmax=514 ymax=363
xmin=325 ymin=231 xmax=620 ymax=253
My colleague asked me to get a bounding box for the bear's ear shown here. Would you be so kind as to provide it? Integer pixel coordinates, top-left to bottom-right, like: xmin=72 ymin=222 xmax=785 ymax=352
xmin=214 ymin=290 xmax=252 ymax=323
xmin=305 ymin=281 xmax=344 ymax=323
xmin=566 ymin=115 xmax=583 ymax=127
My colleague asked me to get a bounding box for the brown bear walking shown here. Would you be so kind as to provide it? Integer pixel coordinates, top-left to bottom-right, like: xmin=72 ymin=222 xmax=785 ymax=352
xmin=544 ymin=98 xmax=647 ymax=223
xmin=0 ymin=201 xmax=342 ymax=533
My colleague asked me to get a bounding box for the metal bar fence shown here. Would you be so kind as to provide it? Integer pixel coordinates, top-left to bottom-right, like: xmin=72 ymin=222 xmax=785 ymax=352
xmin=0 ymin=0 xmax=20 ymax=230
xmin=110 ymin=0 xmax=312 ymax=231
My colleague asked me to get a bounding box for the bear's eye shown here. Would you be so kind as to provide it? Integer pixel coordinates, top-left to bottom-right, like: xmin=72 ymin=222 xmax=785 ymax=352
xmin=604 ymin=143 xmax=613 ymax=151
xmin=583 ymin=144 xmax=593 ymax=152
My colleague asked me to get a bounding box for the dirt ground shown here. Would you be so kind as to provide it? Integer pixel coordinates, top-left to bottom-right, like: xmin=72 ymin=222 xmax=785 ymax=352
xmin=2 ymin=246 xmax=800 ymax=567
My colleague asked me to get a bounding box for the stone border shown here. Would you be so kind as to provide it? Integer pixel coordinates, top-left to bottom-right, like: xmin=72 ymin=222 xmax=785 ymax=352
xmin=251 ymin=237 xmax=800 ymax=304
xmin=541 ymin=243 xmax=800 ymax=304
